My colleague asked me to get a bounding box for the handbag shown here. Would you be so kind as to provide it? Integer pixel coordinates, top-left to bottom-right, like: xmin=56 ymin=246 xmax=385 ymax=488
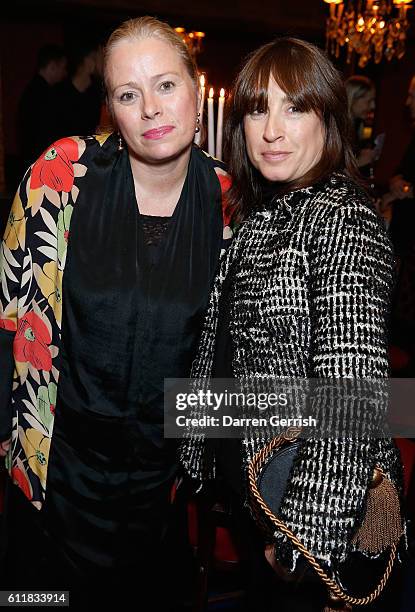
xmin=247 ymin=427 xmax=403 ymax=611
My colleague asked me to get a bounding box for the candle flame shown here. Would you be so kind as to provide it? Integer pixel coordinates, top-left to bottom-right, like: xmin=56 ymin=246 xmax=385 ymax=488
xmin=209 ymin=87 xmax=214 ymax=98
xmin=220 ymin=88 xmax=225 ymax=98
xmin=200 ymin=74 xmax=205 ymax=87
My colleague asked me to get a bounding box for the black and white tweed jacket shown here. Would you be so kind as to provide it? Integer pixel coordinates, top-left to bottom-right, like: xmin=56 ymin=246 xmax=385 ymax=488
xmin=180 ymin=173 xmax=403 ymax=571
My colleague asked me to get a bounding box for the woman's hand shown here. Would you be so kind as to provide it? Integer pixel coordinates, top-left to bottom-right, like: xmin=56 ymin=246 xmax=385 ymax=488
xmin=264 ymin=544 xmax=296 ymax=581
xmin=374 ymin=193 xmax=394 ymax=224
xmin=0 ymin=438 xmax=11 ymax=457
xmin=357 ymin=147 xmax=376 ymax=167
xmin=389 ymin=174 xmax=413 ymax=200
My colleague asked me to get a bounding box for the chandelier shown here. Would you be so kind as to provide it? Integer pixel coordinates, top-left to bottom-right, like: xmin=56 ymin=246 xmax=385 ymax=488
xmin=324 ymin=0 xmax=412 ymax=67
xmin=174 ymin=27 xmax=205 ymax=59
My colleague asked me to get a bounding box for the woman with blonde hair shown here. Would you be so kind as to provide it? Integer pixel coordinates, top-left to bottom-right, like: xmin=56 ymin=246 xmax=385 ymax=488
xmin=0 ymin=15 xmax=231 ymax=610
xmin=345 ymin=74 xmax=377 ymax=169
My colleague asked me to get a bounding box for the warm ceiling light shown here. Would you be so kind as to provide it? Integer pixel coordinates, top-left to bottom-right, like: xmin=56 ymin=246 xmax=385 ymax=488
xmin=174 ymin=27 xmax=205 ymax=57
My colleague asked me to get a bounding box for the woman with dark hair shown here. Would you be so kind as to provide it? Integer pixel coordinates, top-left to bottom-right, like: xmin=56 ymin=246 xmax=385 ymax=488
xmin=181 ymin=38 xmax=403 ymax=611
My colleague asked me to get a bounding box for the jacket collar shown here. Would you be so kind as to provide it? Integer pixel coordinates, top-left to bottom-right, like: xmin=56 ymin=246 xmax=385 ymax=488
xmin=254 ymin=172 xmax=349 ymax=223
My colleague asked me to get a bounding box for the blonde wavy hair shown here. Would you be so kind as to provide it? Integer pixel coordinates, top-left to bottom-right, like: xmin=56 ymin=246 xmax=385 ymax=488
xmin=104 ymin=16 xmax=199 ymax=99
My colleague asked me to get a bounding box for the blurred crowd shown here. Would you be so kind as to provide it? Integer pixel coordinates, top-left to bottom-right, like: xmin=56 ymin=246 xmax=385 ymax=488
xmin=345 ymin=73 xmax=415 ymax=377
xmin=16 ymin=41 xmax=106 ymax=176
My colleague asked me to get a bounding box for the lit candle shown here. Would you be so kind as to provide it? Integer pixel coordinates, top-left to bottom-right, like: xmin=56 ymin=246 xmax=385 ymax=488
xmin=216 ymin=88 xmax=225 ymax=160
xmin=194 ymin=74 xmax=205 ymax=146
xmin=208 ymin=87 xmax=215 ymax=156
xmin=323 ymin=0 xmax=343 ymax=18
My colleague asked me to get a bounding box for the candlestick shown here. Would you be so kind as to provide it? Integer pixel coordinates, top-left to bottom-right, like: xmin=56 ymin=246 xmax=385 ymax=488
xmin=194 ymin=74 xmax=206 ymax=146
xmin=208 ymin=87 xmax=215 ymax=157
xmin=199 ymin=75 xmax=206 ymax=125
xmin=216 ymin=88 xmax=225 ymax=160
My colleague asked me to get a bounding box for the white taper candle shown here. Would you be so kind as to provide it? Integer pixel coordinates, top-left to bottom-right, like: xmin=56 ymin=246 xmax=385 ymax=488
xmin=216 ymin=88 xmax=225 ymax=160
xmin=208 ymin=87 xmax=215 ymax=156
xmin=194 ymin=74 xmax=205 ymax=146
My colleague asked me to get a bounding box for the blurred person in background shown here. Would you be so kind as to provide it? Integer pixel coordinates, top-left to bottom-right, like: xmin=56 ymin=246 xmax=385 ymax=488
xmin=386 ymin=75 xmax=415 ymax=376
xmin=345 ymin=75 xmax=396 ymax=227
xmin=17 ymin=44 xmax=67 ymax=170
xmin=388 ymin=74 xmax=415 ymax=224
xmin=345 ymin=75 xmax=377 ymax=171
xmin=55 ymin=41 xmax=103 ymax=138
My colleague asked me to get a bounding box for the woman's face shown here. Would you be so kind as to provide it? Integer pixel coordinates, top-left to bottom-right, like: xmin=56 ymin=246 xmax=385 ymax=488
xmin=243 ymin=78 xmax=325 ymax=184
xmin=351 ymin=89 xmax=375 ymax=121
xmin=106 ymin=37 xmax=198 ymax=164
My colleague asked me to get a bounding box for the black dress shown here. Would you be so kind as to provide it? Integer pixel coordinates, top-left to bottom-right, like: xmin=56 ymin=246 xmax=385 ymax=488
xmin=43 ymin=214 xmax=178 ymax=606
xmin=2 ymin=144 xmax=226 ymax=611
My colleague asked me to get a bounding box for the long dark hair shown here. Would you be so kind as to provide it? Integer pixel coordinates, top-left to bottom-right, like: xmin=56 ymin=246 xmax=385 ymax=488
xmin=224 ymin=37 xmax=360 ymax=222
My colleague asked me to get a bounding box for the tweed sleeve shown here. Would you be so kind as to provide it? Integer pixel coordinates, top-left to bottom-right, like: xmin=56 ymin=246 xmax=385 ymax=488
xmin=308 ymin=198 xmax=393 ymax=378
xmin=272 ymin=196 xmax=397 ymax=571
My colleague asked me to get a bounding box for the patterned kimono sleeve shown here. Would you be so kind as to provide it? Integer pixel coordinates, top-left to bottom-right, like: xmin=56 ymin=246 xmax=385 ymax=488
xmin=0 ymin=180 xmax=28 ymax=440
xmin=213 ymin=165 xmax=234 ymax=251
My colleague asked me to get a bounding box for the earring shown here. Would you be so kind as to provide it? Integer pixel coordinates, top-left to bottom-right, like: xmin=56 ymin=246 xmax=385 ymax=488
xmin=195 ymin=112 xmax=201 ymax=134
xmin=117 ymin=132 xmax=124 ymax=151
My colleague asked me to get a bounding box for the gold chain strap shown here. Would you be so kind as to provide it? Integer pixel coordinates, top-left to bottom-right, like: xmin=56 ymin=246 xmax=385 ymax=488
xmin=247 ymin=428 xmax=397 ymax=607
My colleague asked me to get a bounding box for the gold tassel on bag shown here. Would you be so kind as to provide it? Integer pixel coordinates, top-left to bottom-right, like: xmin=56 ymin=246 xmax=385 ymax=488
xmin=351 ymin=467 xmax=403 ymax=555
xmin=248 ymin=438 xmax=401 ymax=612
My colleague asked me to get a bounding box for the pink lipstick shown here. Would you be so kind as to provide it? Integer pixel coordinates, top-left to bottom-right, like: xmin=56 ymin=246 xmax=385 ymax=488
xmin=143 ymin=126 xmax=174 ymax=140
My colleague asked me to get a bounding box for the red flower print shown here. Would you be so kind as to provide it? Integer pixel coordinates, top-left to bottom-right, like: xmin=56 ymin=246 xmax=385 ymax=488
xmin=31 ymin=138 xmax=80 ymax=193
xmin=216 ymin=172 xmax=233 ymax=227
xmin=12 ymin=466 xmax=32 ymax=500
xmin=217 ymin=173 xmax=232 ymax=195
xmin=0 ymin=318 xmax=17 ymax=332
xmin=14 ymin=311 xmax=52 ymax=371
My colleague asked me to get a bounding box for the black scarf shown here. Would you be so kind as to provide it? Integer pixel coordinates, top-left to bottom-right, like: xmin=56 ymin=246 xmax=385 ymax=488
xmin=54 ymin=134 xmax=224 ymax=464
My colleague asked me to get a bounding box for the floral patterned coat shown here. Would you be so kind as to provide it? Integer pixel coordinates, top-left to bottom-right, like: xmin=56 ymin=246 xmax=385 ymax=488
xmin=0 ymin=133 xmax=232 ymax=510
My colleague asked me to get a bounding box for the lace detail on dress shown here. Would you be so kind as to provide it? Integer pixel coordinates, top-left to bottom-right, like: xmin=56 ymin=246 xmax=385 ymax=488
xmin=140 ymin=214 xmax=171 ymax=247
